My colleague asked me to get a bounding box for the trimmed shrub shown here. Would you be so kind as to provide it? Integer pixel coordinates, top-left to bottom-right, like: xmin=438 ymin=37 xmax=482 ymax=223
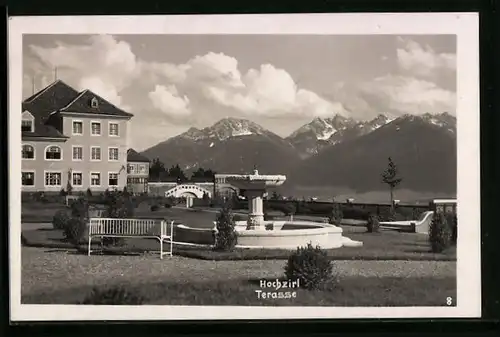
xmin=284 ymin=243 xmax=334 ymax=290
xmin=52 ymin=209 xmax=71 ymax=230
xmin=86 ymin=188 xmax=93 ymax=197
xmin=102 ymin=190 xmax=134 ymax=247
xmin=446 ymin=213 xmax=458 ymax=246
xmin=213 ymin=205 xmax=238 ymax=252
xmin=80 ymin=286 xmax=145 ymax=305
xmin=429 ymin=212 xmax=452 ymax=253
xmin=164 ymin=202 xmax=172 ymax=208
xmin=59 ymin=188 xmax=67 ymax=197
xmin=62 ymin=198 xmax=90 ymax=245
xmin=63 ymin=217 xmax=88 ymax=245
xmin=70 ymin=198 xmax=89 ymax=219
xmin=366 ymin=214 xmax=380 ymax=233
xmin=150 ymin=204 xmax=159 ymax=212
xmin=328 ymin=203 xmax=343 ymax=225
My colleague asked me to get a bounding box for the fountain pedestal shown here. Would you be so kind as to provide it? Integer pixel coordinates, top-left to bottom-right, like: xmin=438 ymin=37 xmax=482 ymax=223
xmin=245 ymin=189 xmax=265 ymax=230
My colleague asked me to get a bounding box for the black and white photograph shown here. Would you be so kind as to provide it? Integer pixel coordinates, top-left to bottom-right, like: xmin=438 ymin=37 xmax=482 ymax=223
xmin=9 ymin=13 xmax=480 ymax=321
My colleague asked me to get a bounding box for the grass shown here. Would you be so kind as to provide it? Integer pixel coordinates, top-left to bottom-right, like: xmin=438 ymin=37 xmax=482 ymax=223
xmin=21 ymin=201 xmax=456 ymax=261
xmin=22 ymin=223 xmax=456 ymax=261
xmin=22 ymin=276 xmax=456 ymax=306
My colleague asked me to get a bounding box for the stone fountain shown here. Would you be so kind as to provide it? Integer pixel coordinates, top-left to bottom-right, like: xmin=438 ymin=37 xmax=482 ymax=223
xmin=225 ymin=168 xmax=286 ymax=230
xmin=219 ymin=168 xmax=363 ymax=250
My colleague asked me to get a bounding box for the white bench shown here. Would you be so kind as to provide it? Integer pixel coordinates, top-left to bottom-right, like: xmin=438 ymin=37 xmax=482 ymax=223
xmin=88 ymin=218 xmax=174 ymax=259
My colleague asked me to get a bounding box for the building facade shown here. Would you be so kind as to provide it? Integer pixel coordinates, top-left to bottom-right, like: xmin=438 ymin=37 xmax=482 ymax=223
xmin=21 ymin=80 xmax=136 ymax=193
xmin=126 ymin=149 xmax=150 ymax=194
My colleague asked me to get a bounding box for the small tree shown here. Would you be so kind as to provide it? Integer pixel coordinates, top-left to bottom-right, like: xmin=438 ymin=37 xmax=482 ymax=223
xmin=284 ymin=243 xmax=334 ymax=290
xmin=366 ymin=214 xmax=380 ymax=233
xmin=328 ymin=203 xmax=343 ymax=226
xmin=66 ymin=170 xmax=73 ymax=195
xmin=381 ymin=157 xmax=402 ymax=213
xmin=213 ymin=205 xmax=238 ymax=251
xmin=429 ymin=212 xmax=452 ymax=253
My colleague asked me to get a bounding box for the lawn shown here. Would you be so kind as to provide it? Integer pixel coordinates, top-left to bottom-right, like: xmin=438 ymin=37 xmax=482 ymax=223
xmin=22 ymin=276 xmax=457 ymax=306
xmin=21 ymin=202 xmax=456 ymax=261
xmin=22 ymin=223 xmax=456 ymax=261
xmin=21 ymin=247 xmax=456 ymax=306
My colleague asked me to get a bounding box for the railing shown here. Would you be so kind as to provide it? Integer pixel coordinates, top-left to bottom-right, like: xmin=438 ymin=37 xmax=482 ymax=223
xmin=88 ymin=218 xmax=174 ymax=259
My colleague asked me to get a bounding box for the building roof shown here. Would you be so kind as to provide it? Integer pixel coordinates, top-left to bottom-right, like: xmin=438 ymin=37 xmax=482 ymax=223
xmin=59 ymin=89 xmax=133 ymax=118
xmin=127 ymin=148 xmax=150 ymax=163
xmin=22 ymin=80 xmax=133 ymax=139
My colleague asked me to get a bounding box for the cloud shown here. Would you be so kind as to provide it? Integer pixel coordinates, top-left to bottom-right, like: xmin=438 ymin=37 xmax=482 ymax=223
xmin=148 ymin=84 xmax=191 ymax=118
xmin=23 ymin=35 xmax=457 ymax=149
xmin=359 ymin=75 xmax=456 ymax=115
xmin=26 ymin=35 xmax=140 ymax=110
xmin=396 ymin=37 xmax=456 ymax=79
xmin=151 ymin=57 xmax=346 ymax=118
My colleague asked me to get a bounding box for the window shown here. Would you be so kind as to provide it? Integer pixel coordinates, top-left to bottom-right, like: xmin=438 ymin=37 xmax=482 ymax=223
xmin=91 ymin=147 xmax=101 ymax=161
xmin=45 ymin=172 xmax=62 ymax=186
xmin=109 ymin=123 xmax=119 ymax=136
xmin=72 ymin=146 xmax=83 ymax=161
xmin=108 ymin=147 xmax=119 ymax=161
xmin=128 ymin=177 xmax=146 ymax=184
xmin=127 ymin=164 xmax=133 ymax=174
xmin=91 ymin=122 xmax=101 ymax=135
xmin=90 ymin=172 xmax=101 ymax=186
xmin=72 ymin=172 xmax=83 ymax=186
xmin=22 ymin=144 xmax=35 ymax=159
xmin=91 ymin=97 xmax=99 ymax=108
xmin=73 ymin=121 xmax=83 ymax=135
xmin=22 ymin=172 xmax=35 ymax=186
xmin=21 ymin=120 xmax=33 ymax=132
xmin=139 ymin=165 xmax=146 ymax=173
xmin=45 ymin=146 xmax=62 ymax=160
xmin=109 ymin=173 xmax=118 ymax=186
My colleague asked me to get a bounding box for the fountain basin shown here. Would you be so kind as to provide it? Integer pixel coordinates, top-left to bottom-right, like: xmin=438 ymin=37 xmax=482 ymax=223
xmin=174 ymin=221 xmax=362 ymax=250
xmin=233 ymin=220 xmax=362 ymax=250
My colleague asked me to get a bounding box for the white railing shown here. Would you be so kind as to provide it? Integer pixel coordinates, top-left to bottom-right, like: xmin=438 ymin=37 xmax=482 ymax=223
xmin=88 ymin=218 xmax=174 ymax=259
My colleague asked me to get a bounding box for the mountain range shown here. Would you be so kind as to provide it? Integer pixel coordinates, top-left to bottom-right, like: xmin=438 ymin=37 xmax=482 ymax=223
xmin=141 ymin=112 xmax=457 ymax=195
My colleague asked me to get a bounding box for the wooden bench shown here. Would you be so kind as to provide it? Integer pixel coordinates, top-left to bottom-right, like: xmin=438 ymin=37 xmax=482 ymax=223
xmin=87 ymin=218 xmax=174 ymax=259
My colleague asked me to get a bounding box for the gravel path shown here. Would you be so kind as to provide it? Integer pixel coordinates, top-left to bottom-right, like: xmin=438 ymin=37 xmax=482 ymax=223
xmin=21 ymin=247 xmax=456 ymax=297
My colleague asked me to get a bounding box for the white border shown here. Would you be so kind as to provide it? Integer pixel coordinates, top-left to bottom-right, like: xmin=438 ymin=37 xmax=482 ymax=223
xmin=9 ymin=13 xmax=480 ymax=321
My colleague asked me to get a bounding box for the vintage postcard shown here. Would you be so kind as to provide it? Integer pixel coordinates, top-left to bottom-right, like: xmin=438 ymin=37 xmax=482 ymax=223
xmin=9 ymin=13 xmax=480 ymax=321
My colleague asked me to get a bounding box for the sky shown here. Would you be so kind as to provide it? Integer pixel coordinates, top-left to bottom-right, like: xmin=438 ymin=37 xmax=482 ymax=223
xmin=22 ymin=34 xmax=456 ymax=151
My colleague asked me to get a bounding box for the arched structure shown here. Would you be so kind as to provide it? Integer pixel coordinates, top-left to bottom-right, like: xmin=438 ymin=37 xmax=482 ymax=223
xmin=164 ymin=184 xmax=212 ymax=199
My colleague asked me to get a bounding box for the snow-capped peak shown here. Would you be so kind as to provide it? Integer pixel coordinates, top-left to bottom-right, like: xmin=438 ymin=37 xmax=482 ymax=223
xmin=288 ymin=114 xmax=357 ymax=140
xmin=180 ymin=117 xmax=267 ymax=142
xmin=209 ymin=117 xmax=265 ymax=140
